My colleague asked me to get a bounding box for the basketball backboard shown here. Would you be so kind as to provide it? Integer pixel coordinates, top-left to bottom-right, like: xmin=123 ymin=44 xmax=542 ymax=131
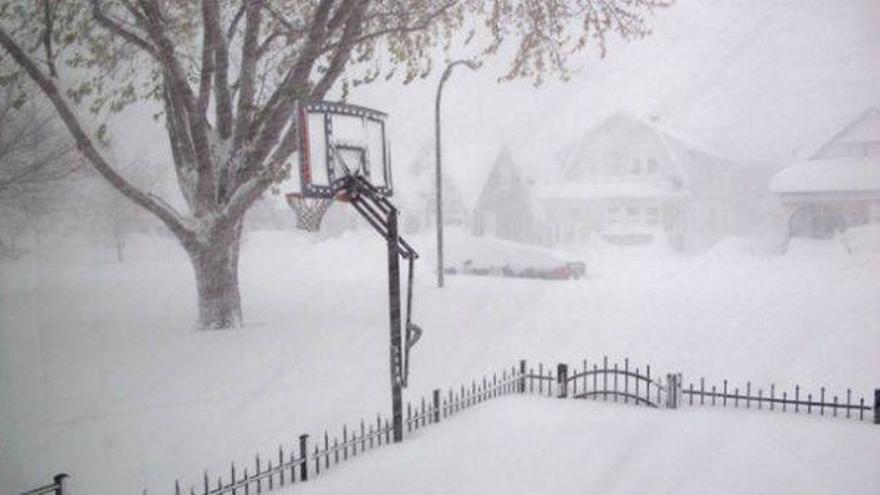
xmin=296 ymin=101 xmax=392 ymax=198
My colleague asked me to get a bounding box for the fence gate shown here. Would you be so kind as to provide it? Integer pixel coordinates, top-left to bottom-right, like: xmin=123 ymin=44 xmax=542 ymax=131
xmin=556 ymin=357 xmax=678 ymax=409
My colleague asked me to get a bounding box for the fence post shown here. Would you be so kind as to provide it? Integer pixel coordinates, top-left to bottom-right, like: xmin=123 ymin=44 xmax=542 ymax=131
xmin=519 ymin=360 xmax=527 ymax=394
xmin=298 ymin=434 xmax=309 ymax=481
xmin=433 ymin=389 xmax=441 ymax=423
xmin=666 ymin=373 xmax=680 ymax=409
xmin=557 ymin=363 xmax=568 ymax=398
xmin=54 ymin=473 xmax=69 ymax=495
xmin=874 ymin=389 xmax=879 ymax=425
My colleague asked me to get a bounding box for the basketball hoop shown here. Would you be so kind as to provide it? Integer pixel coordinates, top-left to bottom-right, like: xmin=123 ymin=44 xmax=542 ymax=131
xmin=285 ymin=193 xmax=335 ymax=232
xmin=280 ymin=100 xmax=417 ymax=444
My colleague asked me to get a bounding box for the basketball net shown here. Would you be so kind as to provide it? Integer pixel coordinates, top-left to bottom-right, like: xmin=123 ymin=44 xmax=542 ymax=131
xmin=285 ymin=193 xmax=335 ymax=232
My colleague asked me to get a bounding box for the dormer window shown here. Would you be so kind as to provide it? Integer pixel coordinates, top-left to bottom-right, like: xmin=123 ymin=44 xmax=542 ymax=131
xmin=631 ymin=157 xmax=642 ymax=175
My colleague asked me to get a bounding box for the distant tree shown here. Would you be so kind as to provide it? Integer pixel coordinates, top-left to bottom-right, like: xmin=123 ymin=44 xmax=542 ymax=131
xmin=0 ymin=88 xmax=78 ymax=258
xmin=77 ymin=154 xmax=166 ymax=263
xmin=0 ymin=0 xmax=670 ymax=328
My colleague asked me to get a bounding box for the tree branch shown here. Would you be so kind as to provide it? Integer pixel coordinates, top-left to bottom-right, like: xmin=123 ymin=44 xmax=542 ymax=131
xmin=312 ymin=0 xmax=367 ymax=99
xmin=226 ymin=1 xmax=247 ymax=42
xmin=0 ymin=143 xmax=75 ymax=195
xmin=232 ymin=0 xmax=263 ymax=154
xmin=237 ymin=0 xmax=335 ymax=193
xmin=220 ymin=165 xmax=275 ymax=229
xmin=40 ymin=0 xmax=58 ymax=77
xmin=162 ymin=81 xmax=199 ymax=212
xmin=89 ymin=0 xmax=158 ymax=58
xmin=197 ymin=0 xmax=217 ymax=115
xmin=205 ymin=0 xmax=233 ymax=139
xmin=0 ymin=25 xmax=193 ymax=242
xmin=137 ymin=0 xmax=217 ymax=215
xmin=263 ymin=2 xmax=308 ymax=38
xmin=324 ymin=1 xmax=458 ymax=55
xmin=255 ymin=30 xmax=282 ymax=60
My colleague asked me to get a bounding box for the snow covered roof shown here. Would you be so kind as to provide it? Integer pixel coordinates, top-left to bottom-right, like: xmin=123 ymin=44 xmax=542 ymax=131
xmin=771 ymin=157 xmax=880 ymax=194
xmin=809 ymin=108 xmax=880 ymax=159
xmin=534 ymin=181 xmax=685 ymax=201
xmin=399 ymin=140 xmax=535 ymax=211
xmin=628 ymin=114 xmax=738 ymax=164
xmin=560 ymin=112 xmax=737 ymax=185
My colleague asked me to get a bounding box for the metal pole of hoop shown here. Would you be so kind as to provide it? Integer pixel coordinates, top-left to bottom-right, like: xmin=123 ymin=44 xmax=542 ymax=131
xmin=386 ymin=206 xmax=404 ymax=442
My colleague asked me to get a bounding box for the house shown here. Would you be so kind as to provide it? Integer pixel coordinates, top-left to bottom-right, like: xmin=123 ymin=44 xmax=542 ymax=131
xmin=533 ymin=113 xmax=756 ymax=248
xmin=398 ymin=143 xmax=470 ymax=234
xmin=471 ymin=147 xmax=535 ymax=243
xmin=771 ymin=108 xmax=880 ymax=239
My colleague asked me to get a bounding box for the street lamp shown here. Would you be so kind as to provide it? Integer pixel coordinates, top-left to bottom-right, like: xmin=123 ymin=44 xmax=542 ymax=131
xmin=435 ymin=59 xmax=478 ymax=288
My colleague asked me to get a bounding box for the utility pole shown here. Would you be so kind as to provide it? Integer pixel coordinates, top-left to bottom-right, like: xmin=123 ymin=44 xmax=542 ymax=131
xmin=434 ymin=59 xmax=478 ymax=288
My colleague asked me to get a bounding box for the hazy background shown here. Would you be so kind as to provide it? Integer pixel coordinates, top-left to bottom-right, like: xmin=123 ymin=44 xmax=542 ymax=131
xmin=99 ymin=0 xmax=880 ymax=210
xmin=3 ymin=0 xmax=880 ymax=493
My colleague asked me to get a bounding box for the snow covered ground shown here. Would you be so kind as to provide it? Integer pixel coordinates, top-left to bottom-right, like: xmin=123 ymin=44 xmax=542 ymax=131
xmin=2 ymin=227 xmax=879 ymax=494
xmin=290 ymin=397 xmax=880 ymax=495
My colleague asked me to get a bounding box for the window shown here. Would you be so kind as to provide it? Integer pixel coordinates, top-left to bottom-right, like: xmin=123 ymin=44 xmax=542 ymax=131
xmin=646 ymin=207 xmax=659 ymax=225
xmin=626 ymin=206 xmax=639 ymax=225
xmin=631 ymin=157 xmax=642 ymax=175
xmin=607 ymin=206 xmax=623 ymax=224
xmin=647 ymin=158 xmax=658 ymax=174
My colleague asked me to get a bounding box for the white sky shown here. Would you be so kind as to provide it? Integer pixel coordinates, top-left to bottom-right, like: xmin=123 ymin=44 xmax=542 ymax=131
xmin=107 ymin=0 xmax=880 ymax=208
xmin=354 ymin=0 xmax=880 ymax=200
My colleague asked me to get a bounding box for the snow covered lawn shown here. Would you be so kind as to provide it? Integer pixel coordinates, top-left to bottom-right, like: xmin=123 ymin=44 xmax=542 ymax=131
xmin=290 ymin=396 xmax=880 ymax=495
xmin=2 ymin=229 xmax=879 ymax=494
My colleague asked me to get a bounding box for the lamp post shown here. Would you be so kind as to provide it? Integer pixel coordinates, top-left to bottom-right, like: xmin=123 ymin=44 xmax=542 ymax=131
xmin=435 ymin=59 xmax=478 ymax=288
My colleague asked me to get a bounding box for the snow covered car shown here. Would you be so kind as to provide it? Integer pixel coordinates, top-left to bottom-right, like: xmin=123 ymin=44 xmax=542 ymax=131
xmin=446 ymin=235 xmax=586 ymax=280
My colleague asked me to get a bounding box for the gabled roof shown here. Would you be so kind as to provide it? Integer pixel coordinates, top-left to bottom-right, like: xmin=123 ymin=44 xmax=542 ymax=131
xmin=475 ymin=146 xmax=530 ymax=206
xmin=399 ymin=140 xmax=523 ymax=211
xmin=810 ymin=107 xmax=880 ymax=159
xmin=560 ymin=112 xmax=736 ymax=188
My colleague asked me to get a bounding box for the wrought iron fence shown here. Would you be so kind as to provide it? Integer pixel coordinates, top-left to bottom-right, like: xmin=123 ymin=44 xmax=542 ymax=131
xmin=166 ymin=365 xmax=526 ymax=495
xmin=20 ymin=474 xmax=68 ymax=495
xmin=547 ymin=356 xmax=878 ymax=424
xmin=152 ymin=356 xmax=878 ymax=495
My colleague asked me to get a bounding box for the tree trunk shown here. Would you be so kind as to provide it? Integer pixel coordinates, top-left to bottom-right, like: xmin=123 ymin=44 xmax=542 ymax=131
xmin=188 ymin=222 xmax=243 ymax=329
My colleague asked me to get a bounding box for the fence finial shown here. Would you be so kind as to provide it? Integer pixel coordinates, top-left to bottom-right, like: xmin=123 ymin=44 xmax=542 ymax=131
xmin=432 ymin=389 xmax=441 ymax=423
xmin=665 ymin=373 xmax=680 ymax=409
xmin=299 ymin=434 xmax=309 ymax=481
xmin=53 ymin=473 xmax=69 ymax=495
xmin=557 ymin=363 xmax=569 ymax=398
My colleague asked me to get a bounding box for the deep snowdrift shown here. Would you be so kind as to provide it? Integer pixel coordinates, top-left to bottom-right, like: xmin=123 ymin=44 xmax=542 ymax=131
xmin=1 ymin=230 xmax=879 ymax=494
xmin=289 ymin=397 xmax=880 ymax=495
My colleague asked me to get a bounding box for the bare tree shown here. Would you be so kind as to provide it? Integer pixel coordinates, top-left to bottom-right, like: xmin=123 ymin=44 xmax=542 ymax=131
xmin=0 ymin=0 xmax=670 ymax=328
xmin=0 ymin=87 xmax=78 ymax=258
xmin=0 ymin=89 xmax=76 ymax=195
